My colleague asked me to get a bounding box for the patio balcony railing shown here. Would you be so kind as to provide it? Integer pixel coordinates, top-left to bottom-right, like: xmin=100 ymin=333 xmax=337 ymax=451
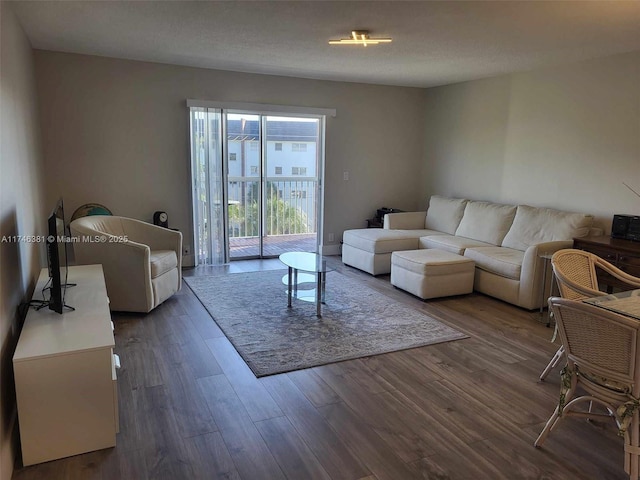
xmin=227 ymin=176 xmax=317 ymax=239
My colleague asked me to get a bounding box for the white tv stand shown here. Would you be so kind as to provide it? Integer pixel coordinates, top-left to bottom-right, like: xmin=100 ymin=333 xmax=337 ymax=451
xmin=13 ymin=264 xmax=119 ymax=466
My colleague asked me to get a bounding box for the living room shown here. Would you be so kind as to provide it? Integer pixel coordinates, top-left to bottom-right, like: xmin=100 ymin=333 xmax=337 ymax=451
xmin=2 ymin=1 xmax=640 ymax=479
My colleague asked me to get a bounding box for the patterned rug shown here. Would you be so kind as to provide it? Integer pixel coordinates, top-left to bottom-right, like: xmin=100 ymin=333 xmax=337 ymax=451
xmin=184 ymin=270 xmax=468 ymax=377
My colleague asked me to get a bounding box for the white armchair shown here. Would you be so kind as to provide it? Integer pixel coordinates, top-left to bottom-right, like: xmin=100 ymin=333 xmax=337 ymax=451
xmin=70 ymin=215 xmax=182 ymax=313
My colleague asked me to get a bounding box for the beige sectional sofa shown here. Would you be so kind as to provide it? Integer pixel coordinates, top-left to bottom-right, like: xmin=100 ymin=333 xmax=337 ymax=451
xmin=342 ymin=195 xmax=595 ymax=309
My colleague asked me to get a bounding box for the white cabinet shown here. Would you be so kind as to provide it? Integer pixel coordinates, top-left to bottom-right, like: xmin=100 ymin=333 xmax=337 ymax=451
xmin=13 ymin=265 xmax=118 ymax=466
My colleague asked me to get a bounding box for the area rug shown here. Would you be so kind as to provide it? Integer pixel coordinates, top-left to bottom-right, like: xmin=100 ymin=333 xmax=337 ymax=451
xmin=184 ymin=270 xmax=468 ymax=377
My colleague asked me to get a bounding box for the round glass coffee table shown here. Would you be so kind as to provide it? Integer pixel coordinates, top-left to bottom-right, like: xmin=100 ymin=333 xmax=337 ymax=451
xmin=279 ymin=252 xmax=333 ymax=317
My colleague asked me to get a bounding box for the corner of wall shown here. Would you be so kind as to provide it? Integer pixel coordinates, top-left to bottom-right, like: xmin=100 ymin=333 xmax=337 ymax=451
xmin=1 ymin=2 xmax=47 ymax=477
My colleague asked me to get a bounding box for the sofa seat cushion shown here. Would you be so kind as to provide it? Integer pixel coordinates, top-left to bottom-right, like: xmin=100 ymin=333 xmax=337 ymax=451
xmin=464 ymin=246 xmax=524 ymax=280
xmin=343 ymin=229 xmax=422 ymax=254
xmin=420 ymin=234 xmax=494 ymax=255
xmin=150 ymin=250 xmax=178 ymax=278
xmin=404 ymin=229 xmax=447 ymax=236
xmin=392 ymin=249 xmax=475 ymax=275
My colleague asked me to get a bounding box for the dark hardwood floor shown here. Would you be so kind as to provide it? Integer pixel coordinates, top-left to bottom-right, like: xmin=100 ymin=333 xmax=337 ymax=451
xmin=12 ymin=257 xmax=626 ymax=479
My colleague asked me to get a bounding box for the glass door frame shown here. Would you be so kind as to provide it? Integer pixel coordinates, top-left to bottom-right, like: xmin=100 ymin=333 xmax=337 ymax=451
xmin=225 ymin=110 xmax=324 ymax=260
xmin=224 ymin=109 xmax=265 ymax=260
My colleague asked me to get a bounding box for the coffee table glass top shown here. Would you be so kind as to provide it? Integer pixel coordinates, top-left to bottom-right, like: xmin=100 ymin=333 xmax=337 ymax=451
xmin=584 ymin=289 xmax=640 ymax=321
xmin=279 ymin=252 xmax=333 ymax=274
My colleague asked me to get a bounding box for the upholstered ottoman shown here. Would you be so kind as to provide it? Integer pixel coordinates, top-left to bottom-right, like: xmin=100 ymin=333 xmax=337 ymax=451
xmin=391 ymin=249 xmax=475 ymax=300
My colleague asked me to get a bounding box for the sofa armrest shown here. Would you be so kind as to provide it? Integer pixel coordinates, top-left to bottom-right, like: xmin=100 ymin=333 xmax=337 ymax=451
xmin=384 ymin=211 xmax=427 ymax=230
xmin=519 ymin=241 xmax=573 ymax=309
xmin=529 ymin=241 xmax=574 ymax=258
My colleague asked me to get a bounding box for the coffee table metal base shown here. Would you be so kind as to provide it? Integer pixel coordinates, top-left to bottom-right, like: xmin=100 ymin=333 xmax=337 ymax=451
xmin=286 ymin=266 xmax=326 ymax=317
xmin=279 ymin=252 xmax=332 ymax=318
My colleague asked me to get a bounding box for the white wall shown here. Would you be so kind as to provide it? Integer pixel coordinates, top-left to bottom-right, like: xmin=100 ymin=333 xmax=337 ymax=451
xmin=34 ymin=51 xmax=427 ymax=257
xmin=421 ymin=51 xmax=640 ymax=232
xmin=0 ymin=3 xmax=46 ymax=478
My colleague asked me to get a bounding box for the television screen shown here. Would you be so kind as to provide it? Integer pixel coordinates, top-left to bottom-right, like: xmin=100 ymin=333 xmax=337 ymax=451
xmin=46 ymin=198 xmax=69 ymax=313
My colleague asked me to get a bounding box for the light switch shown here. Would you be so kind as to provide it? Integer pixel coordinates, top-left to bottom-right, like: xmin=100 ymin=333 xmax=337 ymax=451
xmin=343 ymin=171 xmax=349 ymax=181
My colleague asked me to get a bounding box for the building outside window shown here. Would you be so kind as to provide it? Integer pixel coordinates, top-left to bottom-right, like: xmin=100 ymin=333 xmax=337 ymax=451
xmin=275 ymin=166 xmax=283 ymax=175
xmin=229 ymin=153 xmax=237 ymax=161
xmin=275 ymin=142 xmax=283 ymax=151
xmin=292 ymin=143 xmax=307 ymax=152
xmin=250 ymin=166 xmax=258 ymax=174
xmin=292 ymin=166 xmax=307 ymax=176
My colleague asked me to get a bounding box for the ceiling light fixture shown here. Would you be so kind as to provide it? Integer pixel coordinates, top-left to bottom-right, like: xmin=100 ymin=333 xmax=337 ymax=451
xmin=329 ymin=30 xmax=392 ymax=47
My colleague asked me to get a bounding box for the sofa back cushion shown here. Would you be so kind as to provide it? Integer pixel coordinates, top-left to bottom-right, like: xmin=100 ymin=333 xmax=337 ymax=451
xmin=455 ymin=201 xmax=517 ymax=245
xmin=502 ymin=205 xmax=593 ymax=251
xmin=424 ymin=196 xmax=467 ymax=234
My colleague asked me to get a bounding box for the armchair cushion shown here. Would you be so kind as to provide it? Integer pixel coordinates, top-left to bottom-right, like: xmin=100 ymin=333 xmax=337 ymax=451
xmin=150 ymin=250 xmax=178 ymax=278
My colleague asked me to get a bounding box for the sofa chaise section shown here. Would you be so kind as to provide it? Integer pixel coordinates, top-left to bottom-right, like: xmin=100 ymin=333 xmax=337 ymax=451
xmin=342 ymin=196 xmax=466 ymax=275
xmin=342 ymin=228 xmax=425 ymax=275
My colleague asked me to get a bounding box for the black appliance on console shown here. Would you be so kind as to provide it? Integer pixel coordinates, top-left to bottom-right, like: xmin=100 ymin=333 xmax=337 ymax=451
xmin=373 ymin=207 xmax=403 ymax=227
xmin=612 ymin=214 xmax=640 ymax=242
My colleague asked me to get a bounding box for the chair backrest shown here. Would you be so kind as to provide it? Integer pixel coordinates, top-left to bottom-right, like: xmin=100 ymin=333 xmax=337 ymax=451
xmin=551 ymin=249 xmax=604 ymax=300
xmin=70 ymin=215 xmax=127 ymax=237
xmin=550 ymin=297 xmax=640 ymax=388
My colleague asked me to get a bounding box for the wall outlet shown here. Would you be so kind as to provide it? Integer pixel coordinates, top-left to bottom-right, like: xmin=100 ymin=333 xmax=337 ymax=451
xmin=183 ymin=245 xmax=191 ymax=255
xmin=328 ymin=233 xmax=335 ymax=242
xmin=343 ymin=171 xmax=349 ymax=181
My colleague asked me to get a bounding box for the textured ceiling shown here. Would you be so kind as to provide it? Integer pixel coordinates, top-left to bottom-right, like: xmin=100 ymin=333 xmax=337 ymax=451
xmin=10 ymin=0 xmax=640 ymax=88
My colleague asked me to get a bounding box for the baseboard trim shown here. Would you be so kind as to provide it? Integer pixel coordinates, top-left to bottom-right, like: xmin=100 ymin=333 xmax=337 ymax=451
xmin=321 ymin=244 xmax=341 ymax=256
xmin=181 ymin=247 xmax=341 ymax=264
xmin=181 ymin=254 xmax=196 ymax=267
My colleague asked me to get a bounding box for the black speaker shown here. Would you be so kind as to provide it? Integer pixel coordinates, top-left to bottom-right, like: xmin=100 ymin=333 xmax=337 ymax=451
xmin=612 ymin=215 xmax=630 ymax=239
xmin=628 ymin=216 xmax=640 ymax=242
xmin=153 ymin=211 xmax=168 ymax=228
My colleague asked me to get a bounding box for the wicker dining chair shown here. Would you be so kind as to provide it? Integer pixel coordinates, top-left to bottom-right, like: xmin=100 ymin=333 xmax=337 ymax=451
xmin=535 ymin=297 xmax=640 ymax=480
xmin=539 ymin=249 xmax=640 ymax=381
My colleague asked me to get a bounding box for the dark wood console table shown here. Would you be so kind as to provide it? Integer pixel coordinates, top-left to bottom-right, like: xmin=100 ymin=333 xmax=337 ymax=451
xmin=573 ymin=236 xmax=640 ymax=290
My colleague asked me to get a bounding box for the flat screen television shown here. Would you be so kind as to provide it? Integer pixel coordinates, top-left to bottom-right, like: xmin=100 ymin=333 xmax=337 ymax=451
xmin=46 ymin=198 xmax=71 ymax=313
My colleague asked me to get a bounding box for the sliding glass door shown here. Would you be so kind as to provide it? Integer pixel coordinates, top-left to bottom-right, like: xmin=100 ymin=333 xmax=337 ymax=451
xmin=226 ymin=112 xmax=261 ymax=257
xmin=261 ymin=115 xmax=320 ymax=257
xmin=190 ymin=106 xmax=324 ymax=264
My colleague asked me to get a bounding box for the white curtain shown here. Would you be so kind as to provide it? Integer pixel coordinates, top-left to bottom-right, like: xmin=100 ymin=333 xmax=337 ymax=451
xmin=189 ymin=107 xmax=226 ymax=265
